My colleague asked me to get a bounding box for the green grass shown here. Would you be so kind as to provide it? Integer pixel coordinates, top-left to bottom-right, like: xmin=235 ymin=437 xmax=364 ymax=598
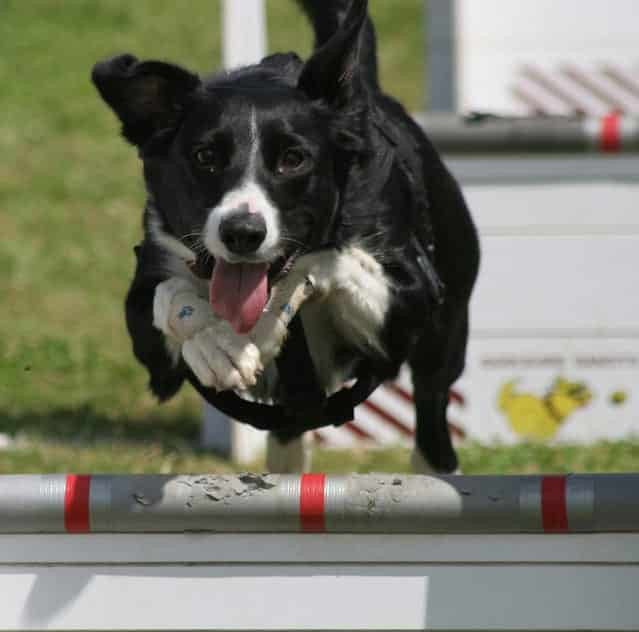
xmin=3 ymin=440 xmax=639 ymax=475
xmin=0 ymin=1 xmax=636 ymax=475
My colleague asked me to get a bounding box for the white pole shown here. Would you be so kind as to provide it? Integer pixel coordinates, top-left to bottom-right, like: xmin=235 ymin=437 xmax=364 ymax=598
xmin=222 ymin=0 xmax=267 ymax=70
xmin=201 ymin=0 xmax=268 ymax=464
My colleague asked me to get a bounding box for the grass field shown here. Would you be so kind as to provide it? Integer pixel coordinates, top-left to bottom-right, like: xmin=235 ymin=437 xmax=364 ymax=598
xmin=1 ymin=1 xmax=637 ymax=474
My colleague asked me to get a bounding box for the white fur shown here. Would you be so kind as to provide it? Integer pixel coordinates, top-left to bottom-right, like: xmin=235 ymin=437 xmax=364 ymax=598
xmin=247 ymin=107 xmax=259 ymax=179
xmin=163 ymin=335 xmax=183 ymax=367
xmin=153 ymin=278 xmax=199 ymax=336
xmin=182 ymin=325 xmax=261 ymax=392
xmin=295 ymin=245 xmax=391 ymax=358
xmin=152 ymin=272 xmax=206 ymax=365
xmin=328 ymin=246 xmax=391 ymax=355
xmin=153 ymin=278 xmax=212 ymax=341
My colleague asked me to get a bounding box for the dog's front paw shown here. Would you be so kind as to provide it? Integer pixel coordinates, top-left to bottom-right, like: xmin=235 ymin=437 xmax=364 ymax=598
xmin=153 ymin=277 xmax=213 ymax=341
xmin=182 ymin=323 xmax=262 ymax=392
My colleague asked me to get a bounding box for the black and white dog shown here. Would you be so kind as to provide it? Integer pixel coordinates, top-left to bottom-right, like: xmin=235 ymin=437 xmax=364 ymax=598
xmin=92 ymin=0 xmax=479 ymax=473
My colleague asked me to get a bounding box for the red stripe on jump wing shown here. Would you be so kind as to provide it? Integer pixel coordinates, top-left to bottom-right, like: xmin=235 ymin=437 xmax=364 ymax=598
xmin=362 ymin=399 xmax=414 ymax=437
xmin=64 ymin=474 xmax=91 ymax=533
xmin=541 ymin=475 xmax=568 ymax=532
xmin=449 ymin=389 xmax=466 ymax=407
xmin=300 ymin=473 xmax=326 ymax=532
xmin=447 ymin=420 xmax=467 ymax=440
xmin=343 ymin=421 xmax=375 ymax=440
xmin=600 ymin=112 xmax=621 ymax=152
xmin=386 ymin=382 xmax=414 ymax=404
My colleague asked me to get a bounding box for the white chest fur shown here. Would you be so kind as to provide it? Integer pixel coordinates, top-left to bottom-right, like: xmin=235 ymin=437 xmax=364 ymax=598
xmin=293 ymin=245 xmax=392 ymax=396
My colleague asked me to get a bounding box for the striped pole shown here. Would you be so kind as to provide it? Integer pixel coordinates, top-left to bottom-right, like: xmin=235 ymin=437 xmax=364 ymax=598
xmin=1 ymin=473 xmax=638 ymax=534
xmin=418 ymin=113 xmax=639 ymax=154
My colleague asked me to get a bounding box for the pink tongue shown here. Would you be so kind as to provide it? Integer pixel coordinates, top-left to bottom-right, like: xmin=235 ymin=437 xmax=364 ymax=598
xmin=209 ymin=260 xmax=269 ymax=334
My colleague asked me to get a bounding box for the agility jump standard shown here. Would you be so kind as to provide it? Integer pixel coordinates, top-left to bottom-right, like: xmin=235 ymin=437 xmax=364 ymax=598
xmin=1 ymin=473 xmax=638 ymax=631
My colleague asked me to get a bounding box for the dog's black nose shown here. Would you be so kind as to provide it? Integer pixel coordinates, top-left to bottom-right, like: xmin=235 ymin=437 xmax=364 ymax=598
xmin=219 ymin=209 xmax=267 ymax=255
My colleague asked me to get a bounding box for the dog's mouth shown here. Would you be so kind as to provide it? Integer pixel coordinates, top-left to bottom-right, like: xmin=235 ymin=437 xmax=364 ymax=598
xmin=188 ymin=249 xmax=302 ymax=335
xmin=208 ymin=260 xmax=269 ymax=334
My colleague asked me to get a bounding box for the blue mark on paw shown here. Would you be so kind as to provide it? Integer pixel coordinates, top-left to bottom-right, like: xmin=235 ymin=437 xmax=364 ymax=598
xmin=178 ymin=305 xmax=194 ymax=319
xmin=281 ymin=303 xmax=294 ymax=316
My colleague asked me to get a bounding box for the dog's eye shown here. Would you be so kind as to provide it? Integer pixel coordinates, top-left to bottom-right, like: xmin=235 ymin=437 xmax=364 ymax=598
xmin=277 ymin=148 xmax=307 ymax=175
xmin=194 ymin=147 xmax=217 ymax=170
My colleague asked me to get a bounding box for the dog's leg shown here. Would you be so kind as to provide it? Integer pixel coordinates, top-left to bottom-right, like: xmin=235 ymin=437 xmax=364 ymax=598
xmin=266 ymin=431 xmax=312 ymax=473
xmin=410 ymin=447 xmax=439 ymax=475
xmin=411 ymin=391 xmax=458 ymax=473
xmin=125 ymin=243 xmax=190 ymax=401
xmin=409 ymin=306 xmax=469 ymax=474
xmin=249 ymin=271 xmax=316 ymax=366
xmin=153 ymin=277 xmax=262 ymax=392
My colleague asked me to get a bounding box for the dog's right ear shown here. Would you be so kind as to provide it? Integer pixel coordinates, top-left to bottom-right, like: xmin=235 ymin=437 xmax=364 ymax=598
xmin=297 ymin=0 xmax=368 ymax=107
xmin=91 ymin=54 xmax=201 ymax=147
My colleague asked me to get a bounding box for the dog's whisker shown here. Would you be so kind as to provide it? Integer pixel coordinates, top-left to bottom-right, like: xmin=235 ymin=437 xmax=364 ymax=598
xmin=280 ymin=237 xmax=306 ymax=249
xmin=180 ymin=232 xmax=203 ymax=242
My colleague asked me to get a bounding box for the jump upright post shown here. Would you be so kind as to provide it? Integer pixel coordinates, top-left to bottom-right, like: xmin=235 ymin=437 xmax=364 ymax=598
xmin=1 ymin=473 xmax=638 ymax=630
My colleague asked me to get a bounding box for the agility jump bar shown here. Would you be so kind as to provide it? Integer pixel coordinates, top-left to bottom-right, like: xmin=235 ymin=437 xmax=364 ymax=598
xmin=420 ymin=112 xmax=639 ymax=153
xmin=2 ymin=473 xmax=637 ymax=534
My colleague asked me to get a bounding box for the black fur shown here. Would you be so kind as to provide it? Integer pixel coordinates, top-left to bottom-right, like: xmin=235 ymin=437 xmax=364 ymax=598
xmin=92 ymin=0 xmax=479 ymax=472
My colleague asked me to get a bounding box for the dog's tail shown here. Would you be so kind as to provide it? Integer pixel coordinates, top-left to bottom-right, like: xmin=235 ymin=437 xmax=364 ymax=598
xmin=296 ymin=0 xmax=379 ymax=89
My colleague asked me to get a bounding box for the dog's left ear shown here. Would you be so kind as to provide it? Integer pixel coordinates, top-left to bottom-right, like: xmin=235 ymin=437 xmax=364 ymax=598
xmin=297 ymin=0 xmax=367 ymax=106
xmin=92 ymin=53 xmax=201 ymax=147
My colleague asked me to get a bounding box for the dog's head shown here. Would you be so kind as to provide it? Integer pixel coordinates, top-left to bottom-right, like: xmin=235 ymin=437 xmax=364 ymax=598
xmin=92 ymin=0 xmax=369 ymax=333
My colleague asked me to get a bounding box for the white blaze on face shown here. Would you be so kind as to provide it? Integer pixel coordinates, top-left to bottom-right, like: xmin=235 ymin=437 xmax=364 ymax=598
xmin=202 ymin=108 xmax=283 ymax=334
xmin=203 ymin=108 xmax=281 ymax=263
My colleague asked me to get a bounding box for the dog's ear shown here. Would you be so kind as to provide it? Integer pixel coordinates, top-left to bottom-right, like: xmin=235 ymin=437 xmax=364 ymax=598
xmin=297 ymin=0 xmax=367 ymax=106
xmin=92 ymin=54 xmax=201 ymax=147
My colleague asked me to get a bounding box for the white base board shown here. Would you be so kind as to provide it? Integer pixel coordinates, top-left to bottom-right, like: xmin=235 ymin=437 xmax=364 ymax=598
xmin=1 ymin=533 xmax=638 ymax=631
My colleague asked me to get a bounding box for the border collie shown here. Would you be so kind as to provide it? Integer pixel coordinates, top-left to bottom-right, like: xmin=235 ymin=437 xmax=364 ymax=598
xmin=91 ymin=0 xmax=479 ymax=473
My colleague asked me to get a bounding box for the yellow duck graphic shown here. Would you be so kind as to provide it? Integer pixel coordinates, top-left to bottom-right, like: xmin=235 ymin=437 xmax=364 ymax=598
xmin=498 ymin=377 xmax=593 ymax=440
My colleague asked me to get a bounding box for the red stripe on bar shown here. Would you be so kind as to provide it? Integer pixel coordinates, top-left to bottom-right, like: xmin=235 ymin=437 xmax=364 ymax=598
xmin=64 ymin=474 xmax=91 ymax=533
xmin=541 ymin=475 xmax=568 ymax=532
xmin=600 ymin=112 xmax=621 ymax=152
xmin=300 ymin=473 xmax=326 ymax=532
